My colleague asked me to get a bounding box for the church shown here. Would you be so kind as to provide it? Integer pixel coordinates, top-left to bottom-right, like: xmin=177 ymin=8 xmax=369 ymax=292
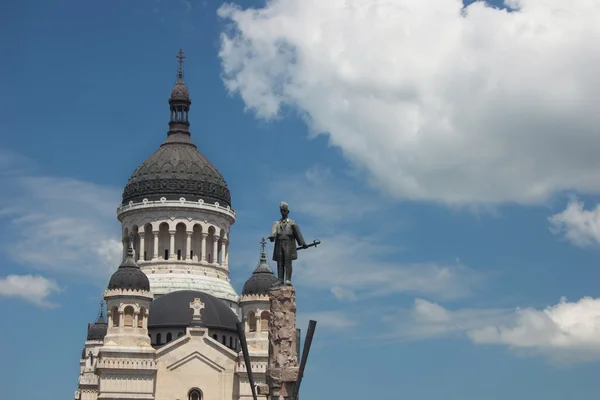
xmin=74 ymin=51 xmax=278 ymax=400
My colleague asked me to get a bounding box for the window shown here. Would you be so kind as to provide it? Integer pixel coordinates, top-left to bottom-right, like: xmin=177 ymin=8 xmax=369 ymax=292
xmin=261 ymin=311 xmax=269 ymax=331
xmin=124 ymin=306 xmax=134 ymax=327
xmin=190 ymin=250 xmax=194 ymax=259
xmin=156 ymin=333 xmax=162 ymax=345
xmin=111 ymin=306 xmax=119 ymax=327
xmin=138 ymin=308 xmax=145 ymax=328
xmin=212 ymin=334 xmax=218 ymax=340
xmin=164 ymin=249 xmax=169 ymax=260
xmin=229 ymin=336 xmax=233 ymax=348
xmin=167 ymin=332 xmax=172 ymax=343
xmin=188 ymin=389 xmax=202 ymax=400
xmin=143 ymin=251 xmax=147 ymax=261
xmin=208 ymin=253 xmax=212 ymax=263
xmin=177 ymin=249 xmax=182 ymax=260
xmin=177 ymin=332 xmax=184 ymax=338
xmin=248 ymin=312 xmax=257 ymax=332
xmin=222 ymin=335 xmax=226 ymax=345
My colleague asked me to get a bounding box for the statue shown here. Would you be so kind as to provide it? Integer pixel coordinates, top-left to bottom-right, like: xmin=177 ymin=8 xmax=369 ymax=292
xmin=268 ymin=202 xmax=320 ymax=286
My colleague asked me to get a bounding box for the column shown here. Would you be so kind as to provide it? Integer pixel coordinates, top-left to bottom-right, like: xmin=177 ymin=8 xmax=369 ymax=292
xmin=153 ymin=230 xmax=159 ymax=260
xmin=139 ymin=233 xmax=145 ymax=261
xmin=185 ymin=231 xmax=192 ymax=260
xmin=212 ymin=235 xmax=220 ymax=265
xmin=220 ymin=239 xmax=227 ymax=267
xmin=169 ymin=230 xmax=176 ymax=260
xmin=201 ymin=233 xmax=208 ymax=261
xmin=225 ymin=242 xmax=229 ymax=267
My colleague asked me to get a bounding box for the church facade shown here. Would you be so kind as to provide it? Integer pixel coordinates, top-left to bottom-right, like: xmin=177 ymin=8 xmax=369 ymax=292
xmin=74 ymin=51 xmax=278 ymax=400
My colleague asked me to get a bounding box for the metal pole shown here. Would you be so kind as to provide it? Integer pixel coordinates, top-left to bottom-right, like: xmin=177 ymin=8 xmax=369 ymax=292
xmin=237 ymin=322 xmax=258 ymax=400
xmin=296 ymin=328 xmax=301 ymax=361
xmin=292 ymin=320 xmax=317 ymax=400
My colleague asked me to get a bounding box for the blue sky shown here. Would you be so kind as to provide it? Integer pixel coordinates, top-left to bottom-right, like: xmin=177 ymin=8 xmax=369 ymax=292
xmin=2 ymin=0 xmax=600 ymax=399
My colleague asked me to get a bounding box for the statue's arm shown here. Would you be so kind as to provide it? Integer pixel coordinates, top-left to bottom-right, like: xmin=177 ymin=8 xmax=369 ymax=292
xmin=268 ymin=222 xmax=277 ymax=242
xmin=292 ymin=223 xmax=307 ymax=247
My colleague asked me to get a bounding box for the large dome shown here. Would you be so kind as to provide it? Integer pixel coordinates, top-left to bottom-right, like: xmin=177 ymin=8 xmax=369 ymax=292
xmin=148 ymin=290 xmax=239 ymax=332
xmin=121 ymin=133 xmax=231 ymax=207
xmin=121 ymin=51 xmax=231 ymax=207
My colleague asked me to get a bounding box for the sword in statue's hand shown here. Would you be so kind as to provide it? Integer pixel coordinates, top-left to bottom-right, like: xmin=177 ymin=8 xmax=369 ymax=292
xmin=297 ymin=240 xmax=321 ymax=251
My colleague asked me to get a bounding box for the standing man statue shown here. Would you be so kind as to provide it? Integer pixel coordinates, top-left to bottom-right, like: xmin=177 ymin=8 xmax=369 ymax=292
xmin=268 ymin=202 xmax=307 ymax=286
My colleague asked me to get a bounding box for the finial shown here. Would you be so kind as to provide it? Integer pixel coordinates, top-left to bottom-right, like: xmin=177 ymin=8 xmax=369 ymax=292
xmin=176 ymin=49 xmax=185 ymax=81
xmin=260 ymin=237 xmax=267 ymax=253
xmin=97 ymin=300 xmax=106 ymax=323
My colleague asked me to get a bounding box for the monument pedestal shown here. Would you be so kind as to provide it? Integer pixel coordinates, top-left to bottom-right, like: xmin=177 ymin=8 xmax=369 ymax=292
xmin=267 ymin=286 xmax=298 ymax=400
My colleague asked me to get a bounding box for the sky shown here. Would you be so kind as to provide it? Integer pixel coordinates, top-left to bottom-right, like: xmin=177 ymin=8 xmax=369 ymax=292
xmin=2 ymin=0 xmax=600 ymax=398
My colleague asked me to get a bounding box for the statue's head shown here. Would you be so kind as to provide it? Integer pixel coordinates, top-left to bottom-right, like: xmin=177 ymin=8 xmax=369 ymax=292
xmin=280 ymin=202 xmax=289 ymax=218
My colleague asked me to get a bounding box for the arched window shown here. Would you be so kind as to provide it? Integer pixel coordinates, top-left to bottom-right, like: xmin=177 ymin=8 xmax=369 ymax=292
xmin=138 ymin=308 xmax=145 ymax=328
xmin=248 ymin=312 xmax=257 ymax=332
xmin=167 ymin=332 xmax=173 ymax=343
xmin=212 ymin=334 xmax=218 ymax=340
xmin=188 ymin=389 xmax=202 ymax=400
xmin=221 ymin=335 xmax=226 ymax=345
xmin=260 ymin=311 xmax=269 ymax=331
xmin=177 ymin=332 xmax=184 ymax=338
xmin=124 ymin=306 xmax=134 ymax=327
xmin=111 ymin=306 xmax=119 ymax=327
xmin=229 ymin=336 xmax=233 ymax=348
xmin=156 ymin=333 xmax=162 ymax=345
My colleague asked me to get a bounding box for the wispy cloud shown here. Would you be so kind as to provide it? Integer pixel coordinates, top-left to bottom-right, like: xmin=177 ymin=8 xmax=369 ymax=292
xmin=383 ymin=297 xmax=600 ymax=364
xmin=549 ymin=199 xmax=600 ymax=247
xmin=0 ymin=274 xmax=61 ymax=307
xmin=267 ymin=166 xmax=483 ymax=301
xmin=297 ymin=310 xmax=357 ymax=332
xmin=0 ymin=151 xmax=122 ymax=280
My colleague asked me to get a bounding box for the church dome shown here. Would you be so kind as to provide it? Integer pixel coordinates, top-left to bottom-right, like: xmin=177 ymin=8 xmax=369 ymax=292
xmin=86 ymin=315 xmax=107 ymax=341
xmin=242 ymin=239 xmax=278 ymax=295
xmin=107 ymin=245 xmax=150 ymax=291
xmin=148 ymin=290 xmax=238 ymax=332
xmin=121 ymin=49 xmax=232 ymax=207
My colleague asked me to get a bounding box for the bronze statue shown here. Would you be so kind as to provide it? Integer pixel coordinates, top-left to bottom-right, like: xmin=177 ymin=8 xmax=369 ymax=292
xmin=268 ymin=202 xmax=320 ymax=286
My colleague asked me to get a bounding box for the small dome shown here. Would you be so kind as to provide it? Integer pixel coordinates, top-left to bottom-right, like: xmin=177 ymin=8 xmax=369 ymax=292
xmin=242 ymin=241 xmax=278 ymax=295
xmin=170 ymin=81 xmax=189 ymax=100
xmin=148 ymin=290 xmax=238 ymax=331
xmin=86 ymin=303 xmax=108 ymax=340
xmin=107 ymin=245 xmax=150 ymax=291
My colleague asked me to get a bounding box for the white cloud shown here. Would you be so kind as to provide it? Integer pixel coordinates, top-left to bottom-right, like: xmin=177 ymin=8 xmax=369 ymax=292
xmin=0 ymin=274 xmax=61 ymax=307
xmin=218 ymin=0 xmax=600 ymax=205
xmin=549 ymin=199 xmax=600 ymax=247
xmin=386 ymin=297 xmax=600 ymax=363
xmin=0 ymin=152 xmax=122 ymax=279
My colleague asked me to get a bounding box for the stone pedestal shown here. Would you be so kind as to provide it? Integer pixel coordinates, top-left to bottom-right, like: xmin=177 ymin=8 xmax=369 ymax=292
xmin=267 ymin=286 xmax=299 ymax=400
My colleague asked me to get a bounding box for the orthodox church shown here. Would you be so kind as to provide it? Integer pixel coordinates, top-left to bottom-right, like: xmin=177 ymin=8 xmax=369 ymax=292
xmin=74 ymin=51 xmax=278 ymax=400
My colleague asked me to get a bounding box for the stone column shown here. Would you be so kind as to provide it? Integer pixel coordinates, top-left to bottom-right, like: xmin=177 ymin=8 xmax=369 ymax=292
xmin=121 ymin=238 xmax=127 ymax=261
xmin=266 ymin=286 xmax=299 ymax=400
xmin=169 ymin=230 xmax=176 ymax=260
xmin=220 ymin=239 xmax=227 ymax=267
xmin=186 ymin=232 xmax=193 ymax=260
xmin=212 ymin=235 xmax=220 ymax=264
xmin=153 ymin=231 xmax=159 ymax=260
xmin=201 ymin=233 xmax=208 ymax=261
xmin=225 ymin=242 xmax=229 ymax=267
xmin=139 ymin=232 xmax=145 ymax=261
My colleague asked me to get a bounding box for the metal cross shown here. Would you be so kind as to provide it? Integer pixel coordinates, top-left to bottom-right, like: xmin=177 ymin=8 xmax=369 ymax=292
xmin=260 ymin=237 xmax=267 ymax=253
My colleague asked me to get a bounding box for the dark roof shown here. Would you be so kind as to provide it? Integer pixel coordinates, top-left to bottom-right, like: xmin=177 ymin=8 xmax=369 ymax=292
xmin=242 ymin=240 xmax=278 ymax=295
xmin=87 ymin=302 xmax=108 ymax=340
xmin=121 ymin=51 xmax=231 ymax=208
xmin=148 ymin=290 xmax=239 ymax=332
xmin=107 ymin=245 xmax=150 ymax=291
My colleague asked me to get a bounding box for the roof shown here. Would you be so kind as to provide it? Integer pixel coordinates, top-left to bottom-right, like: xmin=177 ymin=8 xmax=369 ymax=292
xmin=107 ymin=244 xmax=150 ymax=291
xmin=242 ymin=239 xmax=278 ymax=295
xmin=148 ymin=290 xmax=239 ymax=331
xmin=121 ymin=50 xmax=231 ymax=207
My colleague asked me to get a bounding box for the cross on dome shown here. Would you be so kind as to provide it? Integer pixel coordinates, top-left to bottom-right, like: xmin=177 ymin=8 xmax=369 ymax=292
xmin=176 ymin=49 xmax=185 ymax=81
xmin=189 ymin=298 xmax=205 ymax=323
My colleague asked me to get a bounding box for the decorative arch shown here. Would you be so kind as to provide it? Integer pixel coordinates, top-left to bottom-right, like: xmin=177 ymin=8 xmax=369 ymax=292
xmin=188 ymin=388 xmax=203 ymax=400
xmin=260 ymin=311 xmax=269 ymax=332
xmin=111 ymin=306 xmax=119 ymax=327
xmin=248 ymin=311 xmax=257 ymax=332
xmin=124 ymin=306 xmax=134 ymax=327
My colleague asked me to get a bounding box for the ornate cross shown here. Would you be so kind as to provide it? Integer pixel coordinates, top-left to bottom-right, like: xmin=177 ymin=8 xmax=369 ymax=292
xmin=189 ymin=298 xmax=204 ymax=322
xmin=260 ymin=237 xmax=267 ymax=253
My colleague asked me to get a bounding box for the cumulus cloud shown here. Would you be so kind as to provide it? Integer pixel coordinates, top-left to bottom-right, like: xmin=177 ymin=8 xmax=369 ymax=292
xmin=0 ymin=274 xmax=61 ymax=307
xmin=218 ymin=0 xmax=600 ymax=205
xmin=549 ymin=199 xmax=600 ymax=247
xmin=386 ymin=297 xmax=600 ymax=363
xmin=0 ymin=151 xmax=122 ymax=279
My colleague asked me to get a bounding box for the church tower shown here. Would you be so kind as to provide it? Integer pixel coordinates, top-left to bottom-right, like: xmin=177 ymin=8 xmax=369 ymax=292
xmin=117 ymin=50 xmax=238 ymax=307
xmin=96 ymin=243 xmax=157 ymax=400
xmin=237 ymin=239 xmax=278 ymax=400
